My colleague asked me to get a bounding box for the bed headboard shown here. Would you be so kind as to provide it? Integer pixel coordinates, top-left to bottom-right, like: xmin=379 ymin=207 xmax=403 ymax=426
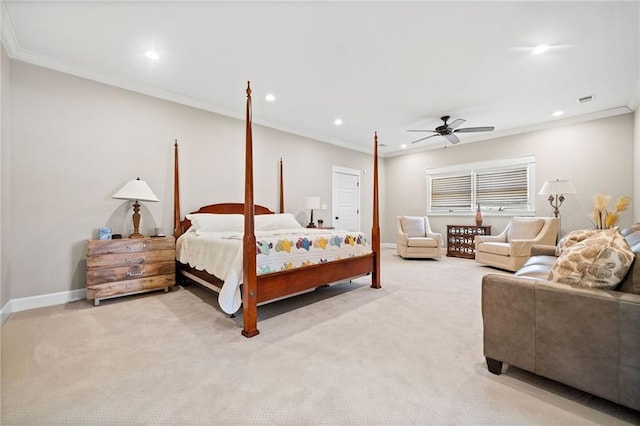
xmin=179 ymin=203 xmax=275 ymax=235
xmin=173 ymin=141 xmax=284 ymax=238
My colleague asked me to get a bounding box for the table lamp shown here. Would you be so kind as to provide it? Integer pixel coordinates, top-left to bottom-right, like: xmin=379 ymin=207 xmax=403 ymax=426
xmin=113 ymin=177 xmax=159 ymax=238
xmin=305 ymin=196 xmax=321 ymax=228
xmin=539 ymin=179 xmax=576 ymax=218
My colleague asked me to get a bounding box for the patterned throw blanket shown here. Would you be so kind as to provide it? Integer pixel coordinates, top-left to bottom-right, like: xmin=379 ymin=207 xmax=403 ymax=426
xmin=176 ymin=227 xmax=371 ymax=313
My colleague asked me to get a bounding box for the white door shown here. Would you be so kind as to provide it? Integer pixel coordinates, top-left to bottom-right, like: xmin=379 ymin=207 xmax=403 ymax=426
xmin=332 ymin=166 xmax=360 ymax=231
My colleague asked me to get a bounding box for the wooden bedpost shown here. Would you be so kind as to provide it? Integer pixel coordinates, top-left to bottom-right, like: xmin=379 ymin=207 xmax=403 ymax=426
xmin=174 ymin=140 xmax=182 ymax=238
xmin=242 ymin=82 xmax=259 ymax=338
xmin=371 ymin=132 xmax=381 ymax=289
xmin=279 ymin=158 xmax=284 ymax=213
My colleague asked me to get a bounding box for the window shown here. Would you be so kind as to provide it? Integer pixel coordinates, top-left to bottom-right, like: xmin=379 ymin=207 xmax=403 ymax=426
xmin=426 ymin=156 xmax=536 ymax=215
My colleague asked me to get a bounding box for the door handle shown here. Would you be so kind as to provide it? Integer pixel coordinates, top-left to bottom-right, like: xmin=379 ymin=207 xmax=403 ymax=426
xmin=335 ymin=217 xmax=339 ymax=220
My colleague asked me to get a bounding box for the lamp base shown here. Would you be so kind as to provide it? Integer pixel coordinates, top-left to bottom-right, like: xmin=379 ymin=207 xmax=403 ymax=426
xmin=129 ymin=201 xmax=145 ymax=239
xmin=307 ymin=223 xmax=317 ymax=228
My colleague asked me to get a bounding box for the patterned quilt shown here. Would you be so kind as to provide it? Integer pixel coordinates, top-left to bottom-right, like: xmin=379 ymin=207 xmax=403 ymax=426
xmin=176 ymin=227 xmax=371 ymax=313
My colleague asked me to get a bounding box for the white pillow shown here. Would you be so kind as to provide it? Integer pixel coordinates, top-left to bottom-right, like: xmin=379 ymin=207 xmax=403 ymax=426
xmin=186 ymin=213 xmax=244 ymax=233
xmin=255 ymin=213 xmax=302 ymax=231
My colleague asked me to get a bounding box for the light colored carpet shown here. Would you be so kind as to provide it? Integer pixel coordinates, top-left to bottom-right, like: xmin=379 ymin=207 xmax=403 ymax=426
xmin=2 ymin=248 xmax=639 ymax=425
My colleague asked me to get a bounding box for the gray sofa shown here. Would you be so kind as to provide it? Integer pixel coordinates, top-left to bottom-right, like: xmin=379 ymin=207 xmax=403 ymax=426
xmin=481 ymin=225 xmax=640 ymax=412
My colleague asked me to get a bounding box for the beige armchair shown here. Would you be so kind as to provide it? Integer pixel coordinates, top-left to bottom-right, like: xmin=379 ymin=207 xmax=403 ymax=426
xmin=475 ymin=217 xmax=559 ymax=271
xmin=396 ymin=216 xmax=443 ymax=259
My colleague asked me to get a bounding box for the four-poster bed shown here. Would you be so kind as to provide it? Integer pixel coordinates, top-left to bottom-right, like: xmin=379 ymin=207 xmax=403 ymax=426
xmin=173 ymin=82 xmax=381 ymax=338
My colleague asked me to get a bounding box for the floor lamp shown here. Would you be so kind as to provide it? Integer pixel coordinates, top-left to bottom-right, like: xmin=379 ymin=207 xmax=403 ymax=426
xmin=539 ymin=179 xmax=577 ymax=218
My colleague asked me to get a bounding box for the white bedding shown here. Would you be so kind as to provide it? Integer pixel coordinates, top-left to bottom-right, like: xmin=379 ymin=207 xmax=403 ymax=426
xmin=176 ymin=227 xmax=371 ymax=314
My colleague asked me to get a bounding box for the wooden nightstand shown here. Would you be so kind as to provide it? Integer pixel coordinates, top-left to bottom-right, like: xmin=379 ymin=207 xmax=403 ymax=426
xmin=86 ymin=236 xmax=175 ymax=306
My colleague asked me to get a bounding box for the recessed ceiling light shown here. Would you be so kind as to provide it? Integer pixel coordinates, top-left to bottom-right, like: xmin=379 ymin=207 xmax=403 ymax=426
xmin=145 ymin=50 xmax=160 ymax=60
xmin=334 ymin=118 xmax=343 ymax=126
xmin=400 ymin=144 xmax=407 ymax=149
xmin=552 ymin=110 xmax=564 ymax=117
xmin=532 ymin=44 xmax=550 ymax=55
xmin=265 ymin=93 xmax=275 ymax=102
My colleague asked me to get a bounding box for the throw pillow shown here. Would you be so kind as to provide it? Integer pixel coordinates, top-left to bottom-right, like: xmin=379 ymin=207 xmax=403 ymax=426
xmin=508 ymin=218 xmax=544 ymax=240
xmin=401 ymin=216 xmax=426 ymax=238
xmin=548 ymin=228 xmax=635 ymax=289
xmin=555 ymin=228 xmax=605 ymax=256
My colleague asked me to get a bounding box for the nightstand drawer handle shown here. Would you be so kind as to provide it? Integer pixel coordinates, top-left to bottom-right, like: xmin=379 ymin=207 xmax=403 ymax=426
xmin=126 ymin=243 xmax=146 ymax=250
xmin=127 ymin=270 xmax=145 ymax=277
xmin=126 ymin=257 xmax=145 ymax=263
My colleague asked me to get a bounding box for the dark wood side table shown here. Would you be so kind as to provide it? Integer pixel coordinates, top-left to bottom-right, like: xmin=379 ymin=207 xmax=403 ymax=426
xmin=446 ymin=225 xmax=491 ymax=258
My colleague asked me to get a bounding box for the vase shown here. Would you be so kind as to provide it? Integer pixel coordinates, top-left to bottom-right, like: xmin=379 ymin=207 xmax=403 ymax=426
xmin=475 ymin=203 xmax=483 ymax=226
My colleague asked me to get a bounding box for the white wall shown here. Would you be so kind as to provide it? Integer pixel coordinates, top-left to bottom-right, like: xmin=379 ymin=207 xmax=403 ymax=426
xmin=3 ymin=55 xmax=637 ymax=305
xmin=635 ymin=109 xmax=640 ymax=222
xmin=1 ymin=45 xmax=10 ymax=313
xmin=385 ymin=114 xmax=635 ymax=240
xmin=8 ymin=59 xmax=382 ymax=300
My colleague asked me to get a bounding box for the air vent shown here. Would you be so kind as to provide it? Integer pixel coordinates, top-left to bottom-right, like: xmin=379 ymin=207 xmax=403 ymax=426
xmin=577 ymin=94 xmax=595 ymax=104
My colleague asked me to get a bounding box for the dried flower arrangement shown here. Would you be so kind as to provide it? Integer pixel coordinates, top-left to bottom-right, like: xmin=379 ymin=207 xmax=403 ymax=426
xmin=591 ymin=193 xmax=631 ymax=229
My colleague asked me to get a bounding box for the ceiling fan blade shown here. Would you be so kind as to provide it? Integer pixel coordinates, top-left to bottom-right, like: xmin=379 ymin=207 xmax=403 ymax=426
xmin=410 ymin=134 xmax=439 ymax=144
xmin=407 ymin=129 xmax=437 ymax=133
xmin=448 ymin=118 xmax=466 ymax=130
xmin=445 ymin=133 xmax=460 ymax=144
xmin=454 ymin=126 xmax=495 ymax=133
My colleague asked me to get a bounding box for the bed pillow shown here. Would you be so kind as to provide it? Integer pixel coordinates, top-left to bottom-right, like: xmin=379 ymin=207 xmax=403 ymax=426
xmin=548 ymin=227 xmax=635 ymax=289
xmin=255 ymin=213 xmax=302 ymax=231
xmin=186 ymin=213 xmax=244 ymax=233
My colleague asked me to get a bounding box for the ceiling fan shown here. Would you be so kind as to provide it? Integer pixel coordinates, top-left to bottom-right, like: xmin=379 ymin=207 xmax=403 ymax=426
xmin=408 ymin=115 xmax=495 ymax=145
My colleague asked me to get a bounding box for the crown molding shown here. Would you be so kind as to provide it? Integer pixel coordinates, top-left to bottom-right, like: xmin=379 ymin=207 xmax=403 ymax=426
xmin=0 ymin=3 xmax=372 ymax=157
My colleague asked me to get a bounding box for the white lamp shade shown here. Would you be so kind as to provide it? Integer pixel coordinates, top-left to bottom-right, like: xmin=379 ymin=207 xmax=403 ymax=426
xmin=112 ymin=178 xmax=159 ymax=202
xmin=304 ymin=196 xmax=321 ymax=210
xmin=539 ymin=179 xmax=577 ymax=195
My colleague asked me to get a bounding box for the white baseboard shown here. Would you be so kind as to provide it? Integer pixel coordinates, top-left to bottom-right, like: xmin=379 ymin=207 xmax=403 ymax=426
xmin=381 ymin=243 xmax=396 ymax=249
xmin=1 ymin=289 xmax=87 ymax=326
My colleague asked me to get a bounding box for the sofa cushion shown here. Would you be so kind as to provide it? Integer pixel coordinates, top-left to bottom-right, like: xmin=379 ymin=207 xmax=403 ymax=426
xmin=515 ymin=263 xmax=553 ymax=279
xmin=625 ymin=231 xmax=640 ymax=250
xmin=508 ymin=218 xmax=544 ymax=240
xmin=477 ymin=242 xmax=510 ymax=256
xmin=549 ymin=228 xmax=635 ymax=289
xmin=555 ymin=228 xmax=605 ymax=256
xmin=617 ymin=253 xmax=640 ymax=294
xmin=401 ymin=216 xmax=426 ymax=238
xmin=406 ymin=237 xmax=438 ymax=248
xmin=522 ymin=254 xmax=557 ymax=268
